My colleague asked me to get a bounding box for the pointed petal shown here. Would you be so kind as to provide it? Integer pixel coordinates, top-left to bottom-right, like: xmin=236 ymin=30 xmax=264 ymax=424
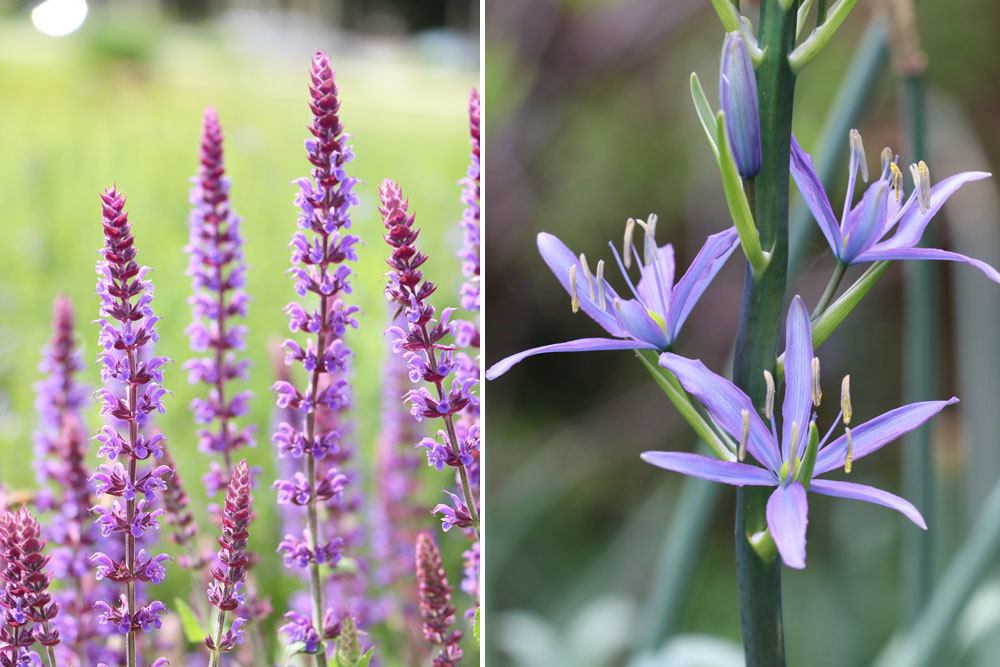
xmin=810 ymin=479 xmax=926 ymax=529
xmin=780 ymin=296 xmax=814 ymax=462
xmin=856 ymin=246 xmax=1000 ymax=284
xmin=814 ymin=398 xmax=959 ymax=475
xmin=766 ymin=483 xmax=809 ymax=569
xmin=537 ymin=232 xmax=625 ymax=336
xmin=666 ymin=227 xmax=740 ymax=340
xmin=880 ymin=171 xmax=991 ymax=249
xmin=637 ymin=243 xmax=675 ymax=319
xmin=612 ymin=298 xmax=670 ymax=348
xmin=485 ymin=338 xmax=657 ymax=380
xmin=790 ymin=135 xmax=842 ymax=255
xmin=841 ymin=179 xmax=889 ymax=261
xmin=659 ymin=352 xmax=780 ymax=471
xmin=640 ymin=451 xmax=776 ymax=486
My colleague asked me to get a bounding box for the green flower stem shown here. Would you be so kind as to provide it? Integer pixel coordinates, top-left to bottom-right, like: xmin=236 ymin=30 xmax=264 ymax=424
xmin=811 ymin=260 xmax=890 ymax=347
xmin=731 ymin=2 xmax=797 ymax=665
xmin=811 ymin=260 xmax=848 ymax=318
xmin=716 ymin=111 xmax=770 ymax=277
xmin=900 ymin=48 xmax=935 ymax=623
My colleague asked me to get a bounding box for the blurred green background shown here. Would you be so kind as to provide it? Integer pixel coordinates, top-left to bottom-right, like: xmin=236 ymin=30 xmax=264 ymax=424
xmin=486 ymin=1 xmax=1000 ymax=665
xmin=0 ymin=0 xmax=478 ymax=664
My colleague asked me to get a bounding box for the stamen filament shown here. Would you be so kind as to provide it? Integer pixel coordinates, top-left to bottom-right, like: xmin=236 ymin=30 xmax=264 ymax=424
xmin=844 ymin=427 xmax=854 ymax=473
xmin=579 ymin=253 xmax=595 ymax=299
xmin=739 ymin=409 xmax=750 ymax=462
xmin=850 ymin=129 xmax=868 ymax=182
xmin=607 ymin=241 xmax=643 ymax=303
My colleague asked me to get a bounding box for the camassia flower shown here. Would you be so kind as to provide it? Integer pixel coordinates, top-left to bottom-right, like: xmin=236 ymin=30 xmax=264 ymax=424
xmin=643 ymin=296 xmax=956 ymax=569
xmin=790 ymin=131 xmax=1000 ymax=281
xmin=485 ymin=218 xmax=738 ymax=379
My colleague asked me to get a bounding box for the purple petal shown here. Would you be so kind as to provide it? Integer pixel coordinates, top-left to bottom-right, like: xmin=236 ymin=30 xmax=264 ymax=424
xmin=879 ymin=171 xmax=991 ymax=250
xmin=637 ymin=243 xmax=675 ymax=319
xmin=640 ymin=451 xmax=776 ymax=486
xmin=814 ymin=398 xmax=959 ymax=475
xmin=666 ymin=227 xmax=740 ymax=340
xmin=842 ymin=179 xmax=889 ymax=261
xmin=810 ymin=479 xmax=926 ymax=529
xmin=856 ymin=246 xmax=1000 ymax=284
xmin=766 ymin=482 xmax=808 ymax=569
xmin=659 ymin=353 xmax=780 ymax=471
xmin=790 ymin=135 xmax=841 ymax=255
xmin=612 ymin=298 xmax=670 ymax=348
xmin=485 ymin=338 xmax=656 ymax=380
xmin=537 ymin=232 xmax=625 ymax=336
xmin=780 ymin=295 xmax=813 ymax=462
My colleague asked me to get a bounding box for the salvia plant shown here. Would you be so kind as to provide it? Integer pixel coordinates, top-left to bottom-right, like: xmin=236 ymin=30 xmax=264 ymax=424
xmin=1 ymin=50 xmax=479 ymax=667
xmin=488 ymin=1 xmax=999 ymax=664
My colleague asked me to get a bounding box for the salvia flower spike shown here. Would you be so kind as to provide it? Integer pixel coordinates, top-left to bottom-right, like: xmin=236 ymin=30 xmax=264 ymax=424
xmin=643 ymin=295 xmax=957 ymax=569
xmin=271 ymin=51 xmax=360 ymax=663
xmin=415 ymin=532 xmax=462 ymax=667
xmin=380 ymin=179 xmax=480 ymax=535
xmin=720 ymin=31 xmax=762 ymax=179
xmin=486 ymin=220 xmax=739 ymax=379
xmin=458 ymin=88 xmax=481 ymax=315
xmin=90 ymin=186 xmax=172 ymax=667
xmin=790 ymin=131 xmax=1000 ymax=282
xmin=205 ymin=460 xmax=254 ymax=666
xmin=0 ymin=507 xmax=60 ymax=667
xmin=185 ymin=107 xmax=255 ymax=499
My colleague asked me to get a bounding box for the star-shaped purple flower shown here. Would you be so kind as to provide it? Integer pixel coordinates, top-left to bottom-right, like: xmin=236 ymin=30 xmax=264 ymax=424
xmin=790 ymin=131 xmax=999 ymax=282
xmin=486 ymin=220 xmax=739 ymax=379
xmin=642 ymin=295 xmax=957 ymax=569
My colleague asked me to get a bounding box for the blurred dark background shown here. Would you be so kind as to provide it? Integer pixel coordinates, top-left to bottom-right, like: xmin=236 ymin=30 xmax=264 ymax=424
xmin=486 ymin=1 xmax=1000 ymax=665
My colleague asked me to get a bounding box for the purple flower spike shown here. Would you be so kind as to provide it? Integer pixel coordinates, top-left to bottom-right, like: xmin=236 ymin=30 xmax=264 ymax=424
xmin=643 ymin=295 xmax=955 ymax=569
xmin=486 ymin=219 xmax=740 ymax=379
xmin=272 ymin=51 xmax=362 ymax=660
xmin=790 ymin=132 xmax=1000 ymax=281
xmin=458 ymin=88 xmax=481 ymax=315
xmin=381 ymin=180 xmax=480 ymax=537
xmin=204 ymin=460 xmax=254 ymax=661
xmin=415 ymin=532 xmax=462 ymax=667
xmin=92 ymin=186 xmax=171 ymax=666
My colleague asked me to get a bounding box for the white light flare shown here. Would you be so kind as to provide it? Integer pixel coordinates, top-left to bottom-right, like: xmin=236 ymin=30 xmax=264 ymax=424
xmin=31 ymin=0 xmax=88 ymax=37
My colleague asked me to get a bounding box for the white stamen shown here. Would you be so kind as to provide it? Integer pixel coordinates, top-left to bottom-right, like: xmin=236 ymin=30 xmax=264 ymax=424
xmin=623 ymin=218 xmax=636 ymax=269
xmin=788 ymin=421 xmax=801 ymax=469
xmin=763 ymin=370 xmax=775 ymax=421
xmin=739 ymin=409 xmax=750 ymax=462
xmin=844 ymin=427 xmax=854 ymax=473
xmin=850 ymin=129 xmax=868 ymax=183
xmin=579 ymin=253 xmax=595 ymax=299
xmin=596 ymin=260 xmax=607 ymax=310
xmin=881 ymin=146 xmax=894 ymax=174
xmin=568 ymin=264 xmax=580 ymax=313
xmin=647 ymin=213 xmax=659 ymax=239
xmin=636 ymin=218 xmax=656 ymax=265
xmin=841 ymin=375 xmax=852 ymax=425
xmin=910 ymin=161 xmax=931 ymax=213
xmin=811 ymin=356 xmax=822 ymax=407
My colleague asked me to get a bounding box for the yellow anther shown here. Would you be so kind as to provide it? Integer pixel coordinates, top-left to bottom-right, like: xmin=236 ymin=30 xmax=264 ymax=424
xmin=568 ymin=264 xmax=580 ymax=313
xmin=890 ymin=162 xmax=904 ymax=202
xmin=840 ymin=375 xmax=852 ymax=425
xmin=811 ymin=356 xmax=822 ymax=407
xmin=844 ymin=427 xmax=854 ymax=473
xmin=881 ymin=146 xmax=894 ymax=173
xmin=596 ymin=260 xmax=607 ymax=310
xmin=910 ymin=160 xmax=931 ymax=213
xmin=579 ymin=253 xmax=595 ymax=299
xmin=763 ymin=370 xmax=775 ymax=421
xmin=623 ymin=218 xmax=636 ymax=269
xmin=850 ymin=129 xmax=868 ymax=182
xmin=739 ymin=409 xmax=750 ymax=462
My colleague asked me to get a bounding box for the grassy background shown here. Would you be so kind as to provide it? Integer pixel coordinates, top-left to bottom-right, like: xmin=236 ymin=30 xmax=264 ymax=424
xmin=0 ymin=12 xmax=478 ymax=664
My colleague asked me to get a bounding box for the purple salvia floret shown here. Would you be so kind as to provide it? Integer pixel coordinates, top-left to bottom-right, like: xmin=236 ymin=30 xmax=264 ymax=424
xmin=272 ymin=51 xmax=360 ymax=659
xmin=90 ymin=186 xmax=171 ymax=666
xmin=0 ymin=508 xmax=60 ymax=667
xmin=380 ymin=180 xmax=480 ymax=536
xmin=185 ymin=107 xmax=255 ymax=495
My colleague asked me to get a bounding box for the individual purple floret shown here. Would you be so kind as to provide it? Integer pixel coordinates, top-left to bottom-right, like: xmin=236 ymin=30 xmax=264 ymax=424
xmin=91 ymin=186 xmax=172 ymax=667
xmin=271 ymin=51 xmax=360 ymax=663
xmin=0 ymin=507 xmax=60 ymax=667
xmin=415 ymin=532 xmax=462 ymax=667
xmin=204 ymin=460 xmax=254 ymax=666
xmin=380 ymin=179 xmax=480 ymax=536
xmin=185 ymin=107 xmax=254 ymax=493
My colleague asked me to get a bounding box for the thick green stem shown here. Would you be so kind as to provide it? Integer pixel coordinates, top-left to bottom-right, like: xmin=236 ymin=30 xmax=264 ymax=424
xmin=732 ymin=2 xmax=797 ymax=665
xmin=811 ymin=261 xmax=848 ymax=318
xmin=900 ymin=62 xmax=934 ymax=624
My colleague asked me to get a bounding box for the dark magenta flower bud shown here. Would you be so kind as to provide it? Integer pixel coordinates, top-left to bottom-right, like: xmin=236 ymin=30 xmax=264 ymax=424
xmin=720 ymin=31 xmax=762 ymax=179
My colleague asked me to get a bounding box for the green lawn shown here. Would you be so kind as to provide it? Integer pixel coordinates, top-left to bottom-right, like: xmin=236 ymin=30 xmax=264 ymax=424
xmin=0 ymin=16 xmax=477 ymax=664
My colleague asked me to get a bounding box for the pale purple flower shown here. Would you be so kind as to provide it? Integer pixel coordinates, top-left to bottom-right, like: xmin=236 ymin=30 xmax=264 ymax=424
xmin=486 ymin=221 xmax=739 ymax=379
xmin=790 ymin=132 xmax=999 ymax=280
xmin=643 ymin=295 xmax=956 ymax=568
xmin=458 ymin=88 xmax=481 ymax=314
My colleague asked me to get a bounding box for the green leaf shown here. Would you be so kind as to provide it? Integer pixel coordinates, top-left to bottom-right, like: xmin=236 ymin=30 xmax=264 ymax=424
xmin=811 ymin=260 xmax=890 ymax=347
xmin=709 ymin=0 xmax=741 ymax=32
xmin=715 ymin=111 xmax=769 ymax=276
xmin=793 ymin=421 xmax=820 ymax=489
xmin=689 ymin=73 xmax=719 ymax=163
xmin=174 ymin=598 xmax=208 ymax=645
xmin=635 ymin=350 xmax=734 ymax=461
xmin=788 ymin=0 xmax=862 ymax=72
xmin=474 ymin=607 xmax=481 ymax=644
xmin=356 ymin=647 xmax=375 ymax=667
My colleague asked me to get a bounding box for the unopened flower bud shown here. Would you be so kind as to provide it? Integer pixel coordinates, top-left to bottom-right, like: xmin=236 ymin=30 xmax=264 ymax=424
xmin=720 ymin=32 xmax=762 ymax=179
